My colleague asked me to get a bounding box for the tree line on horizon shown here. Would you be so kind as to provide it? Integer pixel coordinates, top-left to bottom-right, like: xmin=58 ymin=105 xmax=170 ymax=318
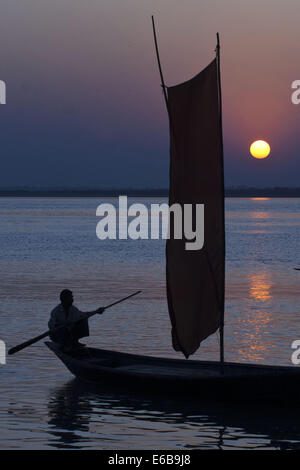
xmin=0 ymin=187 xmax=300 ymax=197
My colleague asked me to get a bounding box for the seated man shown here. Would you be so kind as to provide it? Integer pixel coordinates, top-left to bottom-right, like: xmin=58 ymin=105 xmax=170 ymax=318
xmin=48 ymin=289 xmax=104 ymax=350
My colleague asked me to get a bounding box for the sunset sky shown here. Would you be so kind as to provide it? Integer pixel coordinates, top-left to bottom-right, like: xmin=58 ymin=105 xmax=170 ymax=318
xmin=0 ymin=0 xmax=299 ymax=188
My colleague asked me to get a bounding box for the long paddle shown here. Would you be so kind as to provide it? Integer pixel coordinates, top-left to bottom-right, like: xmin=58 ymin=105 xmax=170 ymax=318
xmin=8 ymin=290 xmax=141 ymax=355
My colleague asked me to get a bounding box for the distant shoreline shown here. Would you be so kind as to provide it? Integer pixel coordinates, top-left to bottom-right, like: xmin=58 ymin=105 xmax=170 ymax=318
xmin=1 ymin=188 xmax=300 ymax=198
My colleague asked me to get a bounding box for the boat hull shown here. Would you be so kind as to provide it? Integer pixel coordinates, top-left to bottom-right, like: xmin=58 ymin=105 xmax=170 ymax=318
xmin=45 ymin=342 xmax=300 ymax=403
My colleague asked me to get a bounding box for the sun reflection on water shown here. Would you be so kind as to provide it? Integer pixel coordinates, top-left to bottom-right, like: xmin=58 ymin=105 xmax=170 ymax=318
xmin=249 ymin=272 xmax=272 ymax=302
xmin=236 ymin=272 xmax=273 ymax=361
xmin=250 ymin=198 xmax=270 ymax=201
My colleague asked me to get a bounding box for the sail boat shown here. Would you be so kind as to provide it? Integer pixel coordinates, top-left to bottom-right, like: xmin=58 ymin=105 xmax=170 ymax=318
xmin=45 ymin=21 xmax=300 ymax=403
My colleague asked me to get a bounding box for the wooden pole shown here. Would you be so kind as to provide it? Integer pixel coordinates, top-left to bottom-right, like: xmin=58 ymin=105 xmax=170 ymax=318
xmin=216 ymin=33 xmax=225 ymax=366
xmin=151 ymin=16 xmax=169 ymax=111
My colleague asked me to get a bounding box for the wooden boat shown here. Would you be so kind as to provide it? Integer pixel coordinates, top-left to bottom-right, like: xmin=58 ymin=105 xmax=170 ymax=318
xmin=44 ymin=26 xmax=300 ymax=404
xmin=46 ymin=341 xmax=300 ymax=403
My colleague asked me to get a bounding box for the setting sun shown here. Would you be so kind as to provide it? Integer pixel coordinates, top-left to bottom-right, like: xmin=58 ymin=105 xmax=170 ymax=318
xmin=250 ymin=140 xmax=271 ymax=159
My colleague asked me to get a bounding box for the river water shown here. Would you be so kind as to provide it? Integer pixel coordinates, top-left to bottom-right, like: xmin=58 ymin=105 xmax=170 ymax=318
xmin=0 ymin=197 xmax=299 ymax=449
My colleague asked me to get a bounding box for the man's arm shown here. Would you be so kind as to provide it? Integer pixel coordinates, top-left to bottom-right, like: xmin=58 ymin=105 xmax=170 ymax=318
xmin=48 ymin=313 xmax=55 ymax=330
xmin=74 ymin=306 xmax=105 ymax=320
xmin=82 ymin=307 xmax=105 ymax=316
xmin=48 ymin=308 xmax=60 ymax=329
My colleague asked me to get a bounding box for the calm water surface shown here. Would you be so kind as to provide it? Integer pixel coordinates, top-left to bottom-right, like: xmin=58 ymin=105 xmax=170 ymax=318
xmin=0 ymin=197 xmax=300 ymax=449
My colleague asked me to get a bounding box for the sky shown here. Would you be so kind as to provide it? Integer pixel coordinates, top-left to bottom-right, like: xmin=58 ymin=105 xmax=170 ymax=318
xmin=0 ymin=0 xmax=299 ymax=189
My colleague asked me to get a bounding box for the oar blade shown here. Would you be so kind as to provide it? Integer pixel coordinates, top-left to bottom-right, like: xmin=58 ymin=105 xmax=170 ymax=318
xmin=8 ymin=331 xmax=50 ymax=355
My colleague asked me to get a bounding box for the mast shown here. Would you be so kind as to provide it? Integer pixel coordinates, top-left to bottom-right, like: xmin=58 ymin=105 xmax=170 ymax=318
xmin=151 ymin=16 xmax=169 ymax=113
xmin=216 ymin=33 xmax=225 ymax=366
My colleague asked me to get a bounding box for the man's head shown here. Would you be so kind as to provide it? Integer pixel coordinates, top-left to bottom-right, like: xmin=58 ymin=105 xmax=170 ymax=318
xmin=60 ymin=289 xmax=73 ymax=309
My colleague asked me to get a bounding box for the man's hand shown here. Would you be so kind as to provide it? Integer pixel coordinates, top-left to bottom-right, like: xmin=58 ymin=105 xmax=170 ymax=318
xmin=97 ymin=307 xmax=105 ymax=314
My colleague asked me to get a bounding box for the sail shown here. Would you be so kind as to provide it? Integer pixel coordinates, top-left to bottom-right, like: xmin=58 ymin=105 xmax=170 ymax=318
xmin=166 ymin=58 xmax=225 ymax=358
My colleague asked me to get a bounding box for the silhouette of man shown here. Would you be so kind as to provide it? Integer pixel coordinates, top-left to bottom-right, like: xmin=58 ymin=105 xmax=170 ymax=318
xmin=48 ymin=289 xmax=104 ymax=350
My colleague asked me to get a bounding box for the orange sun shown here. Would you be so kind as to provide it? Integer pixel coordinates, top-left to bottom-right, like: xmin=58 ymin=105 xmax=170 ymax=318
xmin=250 ymin=140 xmax=271 ymax=159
